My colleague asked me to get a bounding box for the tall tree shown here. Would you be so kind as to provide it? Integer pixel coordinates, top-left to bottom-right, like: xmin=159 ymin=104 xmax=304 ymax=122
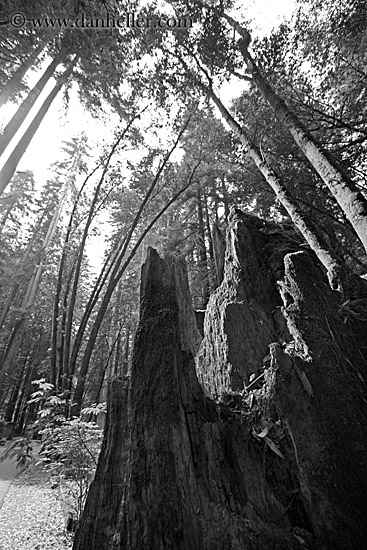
xmin=0 ymin=41 xmax=46 ymax=108
xmin=227 ymin=19 xmax=367 ymax=254
xmin=0 ymin=57 xmax=78 ymax=196
xmin=0 ymin=50 xmax=66 ymax=156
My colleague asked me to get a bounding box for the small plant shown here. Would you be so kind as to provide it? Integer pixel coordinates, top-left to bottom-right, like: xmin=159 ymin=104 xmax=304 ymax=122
xmin=0 ymin=436 xmax=34 ymax=469
xmin=0 ymin=379 xmax=104 ymax=530
xmin=39 ymin=418 xmax=103 ymax=528
xmin=0 ymin=379 xmax=68 ymax=468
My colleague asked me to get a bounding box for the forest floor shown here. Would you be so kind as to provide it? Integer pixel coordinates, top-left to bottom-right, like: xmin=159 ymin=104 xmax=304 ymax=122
xmin=0 ymin=454 xmax=73 ymax=550
xmin=0 ymin=444 xmax=19 ymax=509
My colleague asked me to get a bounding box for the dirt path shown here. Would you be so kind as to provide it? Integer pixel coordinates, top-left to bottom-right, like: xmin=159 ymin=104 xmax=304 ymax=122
xmin=0 ymin=441 xmax=40 ymax=509
xmin=0 ymin=445 xmax=20 ymax=509
xmin=0 ymin=460 xmax=73 ymax=550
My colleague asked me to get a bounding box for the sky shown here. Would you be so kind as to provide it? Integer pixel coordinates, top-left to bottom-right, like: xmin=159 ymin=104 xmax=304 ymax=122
xmin=0 ymin=0 xmax=297 ymax=187
xmin=0 ymin=0 xmax=296 ymax=269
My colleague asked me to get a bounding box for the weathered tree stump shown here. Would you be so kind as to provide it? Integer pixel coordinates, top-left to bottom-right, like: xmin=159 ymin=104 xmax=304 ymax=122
xmin=74 ymin=209 xmax=367 ymax=550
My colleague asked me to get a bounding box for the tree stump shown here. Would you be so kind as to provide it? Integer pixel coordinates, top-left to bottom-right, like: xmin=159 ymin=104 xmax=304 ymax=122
xmin=74 ymin=209 xmax=367 ymax=550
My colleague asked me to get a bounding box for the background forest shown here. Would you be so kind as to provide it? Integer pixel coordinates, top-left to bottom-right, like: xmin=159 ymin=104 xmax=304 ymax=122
xmin=0 ymin=0 xmax=366 ymax=454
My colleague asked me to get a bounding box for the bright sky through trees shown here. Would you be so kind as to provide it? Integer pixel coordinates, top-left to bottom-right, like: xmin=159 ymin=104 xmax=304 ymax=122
xmin=0 ymin=0 xmax=296 ymax=190
xmin=0 ymin=0 xmax=296 ymax=270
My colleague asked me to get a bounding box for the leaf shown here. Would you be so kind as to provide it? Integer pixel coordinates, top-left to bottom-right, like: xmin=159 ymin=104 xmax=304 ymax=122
xmin=48 ymin=395 xmax=64 ymax=406
xmin=263 ymin=436 xmax=285 ymax=459
xmin=255 ymin=424 xmax=270 ymax=438
xmin=300 ymin=371 xmax=314 ymax=397
xmin=293 ymin=534 xmax=306 ymax=545
xmin=39 ymin=382 xmax=54 ymax=392
xmin=28 ymin=395 xmax=43 ymax=404
xmin=31 ymin=378 xmax=46 ymax=385
xmin=29 ymin=390 xmax=43 ymax=399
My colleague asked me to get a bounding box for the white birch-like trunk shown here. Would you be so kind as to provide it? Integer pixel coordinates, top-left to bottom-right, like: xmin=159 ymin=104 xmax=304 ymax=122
xmin=207 ymin=86 xmax=344 ymax=291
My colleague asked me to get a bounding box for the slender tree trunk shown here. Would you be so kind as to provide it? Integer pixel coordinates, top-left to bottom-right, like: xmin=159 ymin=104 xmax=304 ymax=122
xmin=0 ymin=176 xmax=71 ymax=392
xmin=5 ymin=354 xmax=29 ymax=421
xmin=0 ymin=53 xmax=64 ymax=156
xmin=71 ymin=135 xmax=196 ymax=414
xmin=207 ymin=85 xmax=345 ymax=291
xmin=111 ymin=282 xmax=123 ymax=376
xmin=61 ymin=117 xmax=140 ymax=385
xmin=196 ymin=189 xmax=209 ymax=305
xmin=64 ymin=108 xmax=150 ymax=384
xmin=51 ymin=162 xmax=100 ymax=386
xmin=121 ymin=323 xmax=130 ymax=376
xmin=0 ymin=41 xmax=46 ymax=108
xmin=0 ymin=315 xmax=27 ymax=399
xmin=0 ymin=57 xmax=77 ymax=196
xmin=220 ymin=174 xmax=230 ymax=219
xmin=67 ymin=249 xmax=118 ymax=386
xmin=232 ymin=33 xmax=367 ymax=253
xmin=113 ymin=330 xmax=123 ymax=376
xmin=203 ymin=188 xmax=214 ymax=262
xmin=0 ymin=286 xmax=18 ymax=332
xmin=61 ymin=182 xmax=104 ymax=389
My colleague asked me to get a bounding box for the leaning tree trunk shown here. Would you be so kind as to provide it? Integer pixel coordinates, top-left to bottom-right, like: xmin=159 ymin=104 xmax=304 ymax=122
xmin=207 ymin=85 xmax=344 ymax=291
xmin=230 ymin=26 xmax=367 ymax=254
xmin=0 ymin=41 xmax=46 ymax=108
xmin=74 ymin=209 xmax=367 ymax=550
xmin=0 ymin=58 xmax=77 ymax=196
xmin=0 ymin=52 xmax=63 ymax=156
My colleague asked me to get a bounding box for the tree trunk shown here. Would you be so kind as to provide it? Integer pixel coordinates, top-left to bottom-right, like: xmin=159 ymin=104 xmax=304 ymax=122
xmin=71 ymin=121 xmax=191 ymax=414
xmin=4 ymin=356 xmax=27 ymax=422
xmin=0 ymin=52 xmax=62 ymax=156
xmin=207 ymin=85 xmax=345 ymax=291
xmin=220 ymin=174 xmax=230 ymax=219
xmin=0 ymin=58 xmax=77 ymax=196
xmin=61 ymin=177 xmax=106 ymax=389
xmin=203 ymin=188 xmax=214 ymax=262
xmin=75 ymin=210 xmax=367 ymax=550
xmin=121 ymin=323 xmax=130 ymax=376
xmin=65 ymin=111 xmax=150 ymax=385
xmin=197 ymin=209 xmax=367 ymax=549
xmin=234 ymin=36 xmax=367 ymax=254
xmin=196 ymin=189 xmax=209 ymax=306
xmin=73 ymin=247 xmax=300 ymax=550
xmin=0 ymin=41 xmax=46 ymax=108
xmin=0 ymin=175 xmax=71 ymax=393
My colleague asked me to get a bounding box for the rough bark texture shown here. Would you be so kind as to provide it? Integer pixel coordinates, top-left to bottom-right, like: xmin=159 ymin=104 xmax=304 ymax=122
xmin=275 ymin=252 xmax=367 ymax=549
xmin=197 ymin=210 xmax=291 ymax=395
xmin=74 ymin=210 xmax=367 ymax=550
xmin=74 ymin=247 xmax=302 ymax=550
xmin=197 ymin=209 xmax=367 ymax=549
xmin=73 ymin=376 xmax=130 ymax=548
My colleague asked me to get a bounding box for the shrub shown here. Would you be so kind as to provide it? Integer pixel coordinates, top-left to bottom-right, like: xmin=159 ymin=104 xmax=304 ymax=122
xmin=39 ymin=418 xmax=103 ymax=527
